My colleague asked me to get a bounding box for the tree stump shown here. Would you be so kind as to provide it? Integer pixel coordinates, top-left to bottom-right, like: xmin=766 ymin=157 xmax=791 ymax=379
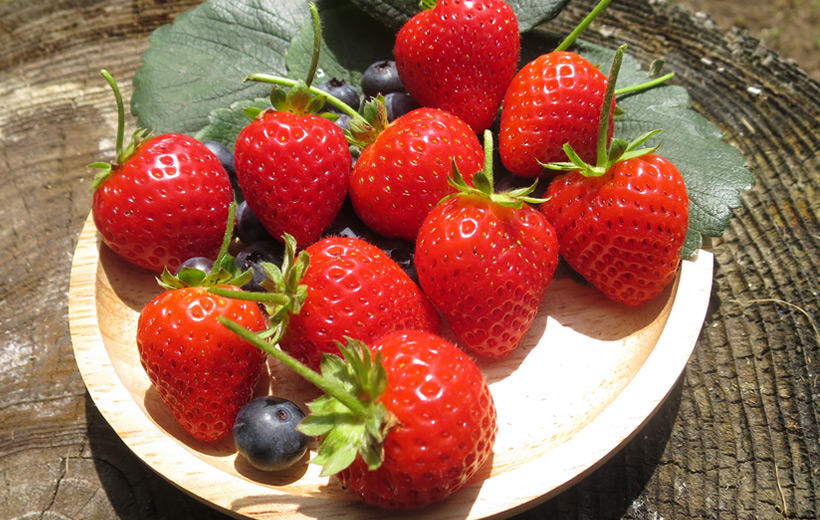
xmin=0 ymin=0 xmax=816 ymax=518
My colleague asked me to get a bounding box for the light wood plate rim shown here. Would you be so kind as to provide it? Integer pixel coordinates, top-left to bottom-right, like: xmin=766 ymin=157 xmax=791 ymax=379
xmin=68 ymin=211 xmax=713 ymax=519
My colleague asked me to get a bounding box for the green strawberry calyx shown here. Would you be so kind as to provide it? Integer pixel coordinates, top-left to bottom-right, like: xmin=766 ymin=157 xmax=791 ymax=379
xmin=541 ymin=45 xmax=662 ymax=178
xmin=220 ymin=319 xmax=398 ymax=476
xmin=88 ymin=69 xmax=152 ymax=190
xmin=208 ymin=233 xmax=309 ymax=345
xmin=157 ymin=201 xmax=254 ymax=290
xmin=444 ymin=129 xmax=545 ymax=209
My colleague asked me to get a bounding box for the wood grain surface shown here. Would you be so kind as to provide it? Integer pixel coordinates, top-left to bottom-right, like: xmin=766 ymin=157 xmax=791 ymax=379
xmin=0 ymin=0 xmax=817 ymax=519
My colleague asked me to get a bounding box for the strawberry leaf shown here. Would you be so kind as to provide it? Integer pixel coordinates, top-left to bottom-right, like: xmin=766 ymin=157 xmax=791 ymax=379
xmin=348 ymin=0 xmax=570 ymax=32
xmin=132 ymin=0 xmax=310 ymax=136
xmin=523 ymin=32 xmax=754 ymax=258
xmin=194 ymin=98 xmax=271 ymax=152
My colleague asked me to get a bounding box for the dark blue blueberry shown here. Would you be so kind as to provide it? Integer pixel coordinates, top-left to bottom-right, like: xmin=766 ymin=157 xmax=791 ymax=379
xmin=384 ymin=91 xmax=419 ymax=122
xmin=316 ymin=78 xmax=360 ymax=113
xmin=175 ymin=256 xmax=214 ymax=275
xmin=236 ymin=201 xmax=271 ymax=245
xmin=203 ymin=140 xmax=235 ymax=177
xmin=233 ymin=396 xmax=310 ymax=472
xmin=234 ymin=241 xmax=284 ymax=292
xmin=361 ymin=60 xmax=404 ymax=98
xmin=332 ymin=113 xmax=353 ymax=132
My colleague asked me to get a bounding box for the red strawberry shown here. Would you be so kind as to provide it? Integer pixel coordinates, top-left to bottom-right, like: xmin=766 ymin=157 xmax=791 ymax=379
xmin=349 ymin=106 xmax=483 ymax=241
xmin=136 ymin=207 xmax=267 ymax=442
xmin=394 ymin=0 xmax=520 ymax=132
xmin=499 ymin=51 xmax=615 ymax=177
xmin=234 ymin=82 xmax=351 ymax=248
xmin=90 ymin=71 xmax=233 ymax=272
xmin=221 ymin=323 xmax=497 ymax=509
xmin=539 ymin=46 xmax=689 ymax=306
xmin=137 ymin=284 xmax=267 ymax=442
xmin=273 ymin=235 xmax=440 ymax=370
xmin=416 ymin=131 xmax=559 ymax=358
xmin=334 ymin=331 xmax=496 ymax=508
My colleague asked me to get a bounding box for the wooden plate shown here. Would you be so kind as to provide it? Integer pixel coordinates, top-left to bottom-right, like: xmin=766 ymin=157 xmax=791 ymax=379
xmin=68 ymin=211 xmax=713 ymax=519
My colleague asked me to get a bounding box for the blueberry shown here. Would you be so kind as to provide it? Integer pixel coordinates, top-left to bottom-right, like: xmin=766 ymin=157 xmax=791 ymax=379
xmin=235 ymin=241 xmax=284 ymax=292
xmin=236 ymin=201 xmax=271 ymax=245
xmin=332 ymin=113 xmax=353 ymax=132
xmin=361 ymin=60 xmax=404 ymax=98
xmin=233 ymin=397 xmax=310 ymax=472
xmin=175 ymin=256 xmax=214 ymax=275
xmin=384 ymin=91 xmax=419 ymax=122
xmin=203 ymin=140 xmax=235 ymax=177
xmin=316 ymin=78 xmax=360 ymax=112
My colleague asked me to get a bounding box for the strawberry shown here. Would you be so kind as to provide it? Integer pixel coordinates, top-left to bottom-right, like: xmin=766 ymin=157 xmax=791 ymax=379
xmin=221 ymin=323 xmax=497 ymax=509
xmin=90 ymin=70 xmax=233 ymax=272
xmin=540 ymin=46 xmax=689 ymax=306
xmin=416 ymin=131 xmax=559 ymax=358
xmin=265 ymin=235 xmax=441 ymax=370
xmin=349 ymin=105 xmax=483 ymax=241
xmin=394 ymin=0 xmax=520 ymax=133
xmin=136 ymin=205 xmax=268 ymax=442
xmin=499 ymin=51 xmax=615 ymax=177
xmin=234 ymin=82 xmax=352 ymax=248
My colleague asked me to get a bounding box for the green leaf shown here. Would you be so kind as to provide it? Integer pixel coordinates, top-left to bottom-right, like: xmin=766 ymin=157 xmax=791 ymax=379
xmin=523 ymin=33 xmax=754 ymax=258
xmin=194 ymin=98 xmax=271 ymax=152
xmin=348 ymin=0 xmax=570 ymax=32
xmin=132 ymin=0 xmax=310 ymax=137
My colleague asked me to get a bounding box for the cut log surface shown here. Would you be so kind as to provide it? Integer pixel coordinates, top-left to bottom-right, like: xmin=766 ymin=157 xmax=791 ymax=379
xmin=0 ymin=0 xmax=816 ymax=519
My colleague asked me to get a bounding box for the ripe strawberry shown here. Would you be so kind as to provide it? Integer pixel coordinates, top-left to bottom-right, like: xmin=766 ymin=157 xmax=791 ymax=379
xmin=333 ymin=332 xmax=496 ymax=508
xmin=540 ymin=46 xmax=689 ymax=306
xmin=416 ymin=131 xmax=559 ymax=358
xmin=394 ymin=0 xmax=520 ymax=132
xmin=349 ymin=105 xmax=483 ymax=241
xmin=90 ymin=70 xmax=233 ymax=272
xmin=234 ymin=82 xmax=351 ymax=248
xmin=277 ymin=235 xmax=441 ymax=370
xmin=220 ymin=323 xmax=497 ymax=509
xmin=136 ymin=205 xmax=267 ymax=442
xmin=499 ymin=51 xmax=615 ymax=177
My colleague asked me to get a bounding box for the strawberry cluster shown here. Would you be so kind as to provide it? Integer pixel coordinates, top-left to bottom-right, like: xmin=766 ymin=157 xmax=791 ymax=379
xmin=89 ymin=0 xmax=689 ymax=511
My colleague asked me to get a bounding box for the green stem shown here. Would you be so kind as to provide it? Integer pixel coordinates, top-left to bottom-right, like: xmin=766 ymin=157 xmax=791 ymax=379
xmin=245 ymin=73 xmax=366 ymax=122
xmin=305 ymin=3 xmax=321 ymax=87
xmin=419 ymin=0 xmax=438 ymax=10
xmin=220 ymin=317 xmax=369 ymax=416
xmin=482 ymin=129 xmax=494 ymax=184
xmin=614 ymin=72 xmax=675 ymax=97
xmin=209 ymin=201 xmax=236 ymax=277
xmin=99 ymin=69 xmax=125 ymax=163
xmin=555 ymin=0 xmax=612 ymax=52
xmin=596 ymin=45 xmax=626 ymax=169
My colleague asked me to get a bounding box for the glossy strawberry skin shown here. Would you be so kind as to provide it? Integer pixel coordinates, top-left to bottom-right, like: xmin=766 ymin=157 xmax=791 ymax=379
xmin=281 ymin=237 xmax=441 ymax=370
xmin=416 ymin=196 xmax=559 ymax=358
xmin=136 ymin=285 xmax=268 ymax=442
xmin=234 ymin=110 xmax=351 ymax=248
xmin=540 ymin=154 xmax=689 ymax=306
xmin=394 ymin=0 xmax=519 ymax=132
xmin=349 ymin=108 xmax=483 ymax=241
xmin=92 ymin=133 xmax=233 ymax=272
xmin=338 ymin=330 xmax=497 ymax=509
xmin=499 ymin=51 xmax=615 ymax=177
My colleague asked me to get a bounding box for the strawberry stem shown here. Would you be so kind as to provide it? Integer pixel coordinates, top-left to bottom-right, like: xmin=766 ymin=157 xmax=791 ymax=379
xmin=209 ymin=200 xmax=236 ymax=277
xmin=305 ymin=2 xmax=321 ymax=87
xmin=595 ymin=44 xmax=625 ymax=169
xmin=220 ymin=317 xmax=370 ymax=417
xmin=99 ymin=69 xmax=125 ymax=162
xmin=245 ymin=74 xmax=367 ymax=122
xmin=419 ymin=0 xmax=438 ymax=10
xmin=555 ymin=0 xmax=612 ymax=52
xmin=614 ymin=72 xmax=675 ymax=97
